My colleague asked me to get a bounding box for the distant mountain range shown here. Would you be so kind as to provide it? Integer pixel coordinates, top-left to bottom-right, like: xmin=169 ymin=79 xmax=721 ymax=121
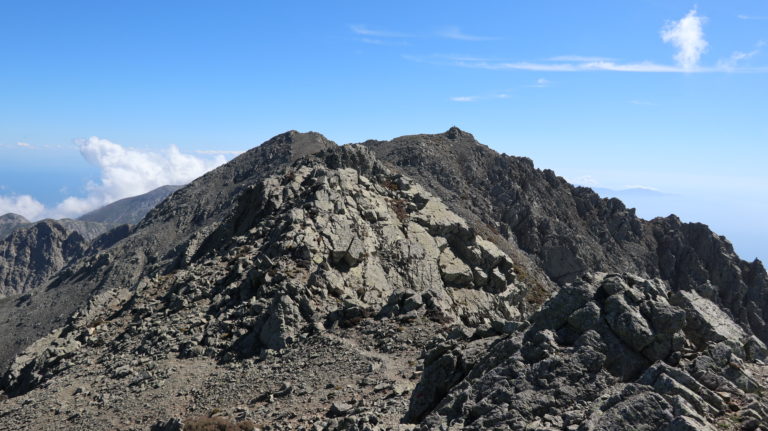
xmin=593 ymin=186 xmax=669 ymax=199
xmin=0 ymin=213 xmax=29 ymax=241
xmin=0 ymin=185 xmax=182 ymax=298
xmin=77 ymin=184 xmax=183 ymax=226
xmin=0 ymin=185 xmax=182 ymax=242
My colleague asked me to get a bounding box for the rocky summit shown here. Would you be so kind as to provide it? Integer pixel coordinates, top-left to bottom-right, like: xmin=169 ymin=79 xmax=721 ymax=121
xmin=0 ymin=129 xmax=766 ymax=431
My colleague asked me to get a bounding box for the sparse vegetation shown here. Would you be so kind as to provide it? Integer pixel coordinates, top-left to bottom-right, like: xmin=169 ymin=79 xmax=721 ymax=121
xmin=390 ymin=198 xmax=409 ymax=222
xmin=380 ymin=178 xmax=400 ymax=192
xmin=184 ymin=416 xmax=256 ymax=431
xmin=514 ymin=263 xmax=550 ymax=307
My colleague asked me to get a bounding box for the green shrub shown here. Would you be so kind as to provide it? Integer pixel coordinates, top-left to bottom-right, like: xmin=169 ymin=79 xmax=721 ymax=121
xmin=184 ymin=416 xmax=256 ymax=431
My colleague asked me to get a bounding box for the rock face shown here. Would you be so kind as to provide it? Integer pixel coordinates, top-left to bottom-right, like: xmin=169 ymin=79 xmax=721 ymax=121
xmin=54 ymin=219 xmax=112 ymax=242
xmin=0 ymin=215 xmax=110 ymax=243
xmin=0 ymin=220 xmax=87 ymax=298
xmin=414 ymin=273 xmax=768 ymax=430
xmin=78 ymin=185 xmax=183 ymax=226
xmin=0 ymin=129 xmax=766 ymax=431
xmin=0 ymin=213 xmax=29 ymax=240
xmin=362 ymin=128 xmax=652 ymax=284
xmin=363 ymin=128 xmax=768 ymax=344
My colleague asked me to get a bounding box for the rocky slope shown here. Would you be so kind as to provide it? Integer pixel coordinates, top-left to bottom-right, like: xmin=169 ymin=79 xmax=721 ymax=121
xmin=0 ymin=129 xmax=765 ymax=431
xmin=415 ymin=273 xmax=768 ymax=430
xmin=0 ymin=220 xmax=87 ymax=298
xmin=0 ymin=131 xmax=335 ymax=378
xmin=78 ymin=185 xmax=183 ymax=226
xmin=54 ymin=219 xmax=113 ymax=242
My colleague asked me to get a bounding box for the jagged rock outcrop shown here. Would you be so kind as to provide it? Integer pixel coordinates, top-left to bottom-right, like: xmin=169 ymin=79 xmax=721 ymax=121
xmin=364 ymin=128 xmax=768 ymax=345
xmin=413 ymin=273 xmax=768 ymax=430
xmin=651 ymin=216 xmax=768 ymax=346
xmin=0 ymin=220 xmax=87 ymax=298
xmin=363 ymin=128 xmax=653 ymax=284
xmin=0 ymin=213 xmax=29 ymax=240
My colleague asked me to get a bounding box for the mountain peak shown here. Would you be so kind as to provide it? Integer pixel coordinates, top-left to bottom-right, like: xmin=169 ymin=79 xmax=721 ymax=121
xmin=259 ymin=130 xmax=336 ymax=162
xmin=444 ymin=126 xmax=474 ymax=140
xmin=0 ymin=213 xmax=29 ymax=223
xmin=0 ymin=213 xmax=31 ymax=241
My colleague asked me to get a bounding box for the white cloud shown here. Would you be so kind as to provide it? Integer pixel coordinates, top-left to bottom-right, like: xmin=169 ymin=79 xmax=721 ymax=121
xmin=737 ymin=15 xmax=768 ymax=20
xmin=455 ymin=60 xmax=691 ymax=73
xmin=16 ymin=142 xmax=34 ymax=149
xmin=439 ymin=9 xmax=768 ymax=74
xmin=0 ymin=195 xmax=45 ymax=219
xmin=661 ymin=9 xmax=708 ymax=70
xmin=717 ymin=43 xmax=763 ymax=70
xmin=46 ymin=137 xmax=226 ymax=219
xmin=437 ymin=54 xmax=494 ymax=62
xmin=194 ymin=149 xmax=244 ymax=155
xmin=450 ymin=96 xmax=478 ymax=102
xmin=359 ymin=38 xmax=410 ymax=46
xmin=349 ymin=25 xmax=411 ymax=38
xmin=731 ymin=51 xmax=758 ymax=61
xmin=549 ymin=56 xmax=613 ymax=62
xmin=449 ymin=93 xmax=509 ymax=102
xmin=438 ymin=27 xmax=498 ymax=41
xmin=530 ymin=78 xmax=550 ymax=87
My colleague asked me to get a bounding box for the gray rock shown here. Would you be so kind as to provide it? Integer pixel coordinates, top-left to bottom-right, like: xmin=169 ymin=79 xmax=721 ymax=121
xmin=329 ymin=401 xmax=353 ymax=417
xmin=411 ymin=273 xmax=768 ymax=430
xmin=0 ymin=220 xmax=87 ymax=298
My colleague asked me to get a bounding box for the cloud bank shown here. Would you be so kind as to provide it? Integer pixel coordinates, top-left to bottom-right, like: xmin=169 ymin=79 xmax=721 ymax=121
xmin=0 ymin=137 xmax=227 ymax=220
xmin=0 ymin=195 xmax=46 ymax=220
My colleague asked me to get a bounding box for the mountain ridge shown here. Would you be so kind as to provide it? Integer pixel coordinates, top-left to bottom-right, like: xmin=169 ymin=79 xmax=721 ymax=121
xmin=0 ymin=128 xmax=765 ymax=430
xmin=78 ymin=185 xmax=184 ymax=226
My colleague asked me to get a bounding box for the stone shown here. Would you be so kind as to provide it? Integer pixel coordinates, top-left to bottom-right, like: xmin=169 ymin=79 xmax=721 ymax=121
xmin=411 ymin=273 xmax=768 ymax=430
xmin=438 ymin=248 xmax=473 ymax=286
xmin=328 ymin=402 xmax=353 ymax=417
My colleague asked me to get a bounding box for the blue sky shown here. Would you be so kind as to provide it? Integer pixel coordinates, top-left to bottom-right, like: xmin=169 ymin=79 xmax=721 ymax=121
xmin=0 ymin=1 xmax=766 ymax=262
